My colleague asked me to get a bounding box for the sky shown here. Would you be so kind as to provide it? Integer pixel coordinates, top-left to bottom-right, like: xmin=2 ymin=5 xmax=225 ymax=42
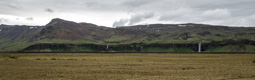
xmin=0 ymin=0 xmax=255 ymax=27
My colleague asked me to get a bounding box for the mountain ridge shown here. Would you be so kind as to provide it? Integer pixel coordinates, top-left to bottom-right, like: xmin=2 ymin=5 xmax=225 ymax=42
xmin=1 ymin=18 xmax=255 ymax=52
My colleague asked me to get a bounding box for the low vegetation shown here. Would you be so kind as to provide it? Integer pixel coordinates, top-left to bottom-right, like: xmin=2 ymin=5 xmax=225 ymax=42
xmin=66 ymin=59 xmax=78 ymax=60
xmin=8 ymin=56 xmax=18 ymax=59
xmin=50 ymin=58 xmax=57 ymax=60
xmin=0 ymin=53 xmax=255 ymax=80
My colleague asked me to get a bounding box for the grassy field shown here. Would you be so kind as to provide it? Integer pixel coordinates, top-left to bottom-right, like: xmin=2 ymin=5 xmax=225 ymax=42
xmin=0 ymin=53 xmax=255 ymax=80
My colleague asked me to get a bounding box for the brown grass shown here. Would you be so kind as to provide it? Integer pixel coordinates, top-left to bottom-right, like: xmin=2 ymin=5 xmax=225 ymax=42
xmin=0 ymin=53 xmax=255 ymax=80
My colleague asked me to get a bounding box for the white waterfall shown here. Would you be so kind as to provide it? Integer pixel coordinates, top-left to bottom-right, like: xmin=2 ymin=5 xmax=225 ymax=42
xmin=198 ymin=43 xmax=201 ymax=52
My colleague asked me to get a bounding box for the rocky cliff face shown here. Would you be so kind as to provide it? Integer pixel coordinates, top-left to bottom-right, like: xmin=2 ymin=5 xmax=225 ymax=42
xmin=22 ymin=39 xmax=255 ymax=53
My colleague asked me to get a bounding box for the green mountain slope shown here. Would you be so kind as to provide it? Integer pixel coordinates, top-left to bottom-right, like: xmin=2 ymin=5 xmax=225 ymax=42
xmin=0 ymin=24 xmax=43 ymax=51
xmin=1 ymin=18 xmax=255 ymax=52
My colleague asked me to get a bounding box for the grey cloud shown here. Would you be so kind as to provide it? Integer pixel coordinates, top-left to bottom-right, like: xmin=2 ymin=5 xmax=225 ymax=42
xmin=0 ymin=0 xmax=255 ymax=27
xmin=159 ymin=7 xmax=199 ymax=22
xmin=8 ymin=4 xmax=18 ymax=8
xmin=201 ymin=9 xmax=231 ymax=20
xmin=112 ymin=19 xmax=128 ymax=27
xmin=182 ymin=0 xmax=255 ymax=16
xmin=84 ymin=1 xmax=99 ymax=8
xmin=26 ymin=17 xmax=33 ymax=21
xmin=122 ymin=0 xmax=154 ymax=7
xmin=113 ymin=12 xmax=155 ymax=27
xmin=158 ymin=8 xmax=237 ymax=26
xmin=128 ymin=13 xmax=155 ymax=25
xmin=244 ymin=14 xmax=255 ymax=26
xmin=0 ymin=18 xmax=8 ymax=23
xmin=45 ymin=8 xmax=54 ymax=13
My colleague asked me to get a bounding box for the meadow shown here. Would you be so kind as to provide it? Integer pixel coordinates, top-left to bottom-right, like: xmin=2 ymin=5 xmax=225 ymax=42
xmin=0 ymin=53 xmax=255 ymax=80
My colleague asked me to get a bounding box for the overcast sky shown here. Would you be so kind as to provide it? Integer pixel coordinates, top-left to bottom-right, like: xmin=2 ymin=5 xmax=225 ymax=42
xmin=0 ymin=0 xmax=255 ymax=27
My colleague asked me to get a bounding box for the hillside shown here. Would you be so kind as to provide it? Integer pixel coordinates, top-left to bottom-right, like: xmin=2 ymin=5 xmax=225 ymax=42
xmin=1 ymin=18 xmax=255 ymax=52
xmin=0 ymin=24 xmax=43 ymax=52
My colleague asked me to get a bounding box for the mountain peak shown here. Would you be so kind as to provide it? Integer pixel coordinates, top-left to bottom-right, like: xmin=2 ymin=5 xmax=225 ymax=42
xmin=46 ymin=18 xmax=75 ymax=26
xmin=51 ymin=18 xmax=66 ymax=22
xmin=49 ymin=18 xmax=69 ymax=23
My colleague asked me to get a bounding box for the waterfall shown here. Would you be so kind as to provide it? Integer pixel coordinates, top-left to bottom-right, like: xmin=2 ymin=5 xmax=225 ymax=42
xmin=198 ymin=43 xmax=201 ymax=52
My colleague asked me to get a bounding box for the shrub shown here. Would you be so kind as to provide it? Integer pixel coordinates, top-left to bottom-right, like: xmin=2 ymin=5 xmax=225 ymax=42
xmin=36 ymin=58 xmax=41 ymax=60
xmin=138 ymin=60 xmax=144 ymax=62
xmin=181 ymin=67 xmax=195 ymax=70
xmin=67 ymin=59 xmax=78 ymax=60
xmin=50 ymin=58 xmax=57 ymax=60
xmin=253 ymin=60 xmax=255 ymax=63
xmin=67 ymin=59 xmax=74 ymax=60
xmin=8 ymin=56 xmax=18 ymax=59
